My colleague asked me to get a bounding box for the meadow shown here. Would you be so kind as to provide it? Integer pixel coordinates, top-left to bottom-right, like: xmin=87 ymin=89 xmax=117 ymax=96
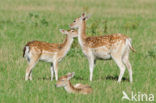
xmin=0 ymin=0 xmax=156 ymax=103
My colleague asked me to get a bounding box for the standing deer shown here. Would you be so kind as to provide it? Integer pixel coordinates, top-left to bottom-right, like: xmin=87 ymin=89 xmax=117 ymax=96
xmin=56 ymin=72 xmax=92 ymax=94
xmin=23 ymin=29 xmax=78 ymax=81
xmin=69 ymin=13 xmax=135 ymax=82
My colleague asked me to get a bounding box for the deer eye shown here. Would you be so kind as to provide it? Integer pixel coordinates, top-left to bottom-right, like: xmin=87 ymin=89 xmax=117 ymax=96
xmin=73 ymin=20 xmax=76 ymax=22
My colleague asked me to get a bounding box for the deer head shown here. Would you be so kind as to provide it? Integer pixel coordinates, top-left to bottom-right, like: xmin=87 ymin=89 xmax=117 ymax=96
xmin=69 ymin=13 xmax=90 ymax=29
xmin=59 ymin=29 xmax=78 ymax=38
xmin=56 ymin=72 xmax=75 ymax=87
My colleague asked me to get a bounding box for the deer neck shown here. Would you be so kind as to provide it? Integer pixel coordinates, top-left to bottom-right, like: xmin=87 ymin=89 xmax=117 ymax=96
xmin=64 ymin=81 xmax=78 ymax=93
xmin=59 ymin=35 xmax=73 ymax=57
xmin=78 ymin=20 xmax=87 ymax=47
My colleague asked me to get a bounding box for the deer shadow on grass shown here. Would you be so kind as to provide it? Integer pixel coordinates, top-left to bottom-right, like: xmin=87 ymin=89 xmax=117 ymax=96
xmin=104 ymin=75 xmax=129 ymax=82
xmin=36 ymin=75 xmax=129 ymax=82
xmin=69 ymin=75 xmax=129 ymax=82
xmin=68 ymin=75 xmax=129 ymax=82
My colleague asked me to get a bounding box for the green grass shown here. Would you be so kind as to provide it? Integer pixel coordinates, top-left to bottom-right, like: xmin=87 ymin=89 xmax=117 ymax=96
xmin=0 ymin=0 xmax=156 ymax=103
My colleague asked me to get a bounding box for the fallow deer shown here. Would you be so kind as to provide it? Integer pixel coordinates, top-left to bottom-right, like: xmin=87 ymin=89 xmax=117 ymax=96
xmin=56 ymin=72 xmax=92 ymax=94
xmin=23 ymin=29 xmax=78 ymax=81
xmin=70 ymin=13 xmax=136 ymax=82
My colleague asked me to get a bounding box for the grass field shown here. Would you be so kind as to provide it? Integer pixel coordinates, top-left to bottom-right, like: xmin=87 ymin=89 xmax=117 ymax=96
xmin=0 ymin=0 xmax=156 ymax=103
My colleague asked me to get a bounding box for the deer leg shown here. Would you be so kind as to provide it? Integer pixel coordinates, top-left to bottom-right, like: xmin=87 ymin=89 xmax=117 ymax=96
xmin=88 ymin=56 xmax=95 ymax=81
xmin=27 ymin=60 xmax=32 ymax=80
xmin=53 ymin=61 xmax=58 ymax=81
xmin=25 ymin=56 xmax=39 ymax=81
xmin=122 ymin=50 xmax=133 ymax=83
xmin=50 ymin=63 xmax=54 ymax=81
xmin=112 ymin=55 xmax=126 ymax=82
xmin=25 ymin=61 xmax=37 ymax=81
xmin=29 ymin=71 xmax=32 ymax=80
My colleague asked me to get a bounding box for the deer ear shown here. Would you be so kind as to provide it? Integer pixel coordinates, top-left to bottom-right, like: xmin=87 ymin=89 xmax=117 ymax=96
xmin=81 ymin=13 xmax=91 ymax=21
xmin=59 ymin=29 xmax=66 ymax=35
xmin=81 ymin=12 xmax=86 ymax=17
xmin=67 ymin=72 xmax=75 ymax=80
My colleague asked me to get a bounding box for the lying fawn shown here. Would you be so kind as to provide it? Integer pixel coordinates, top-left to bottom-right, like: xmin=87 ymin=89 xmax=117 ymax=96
xmin=56 ymin=72 xmax=92 ymax=94
xmin=70 ymin=13 xmax=136 ymax=82
xmin=23 ymin=29 xmax=78 ymax=81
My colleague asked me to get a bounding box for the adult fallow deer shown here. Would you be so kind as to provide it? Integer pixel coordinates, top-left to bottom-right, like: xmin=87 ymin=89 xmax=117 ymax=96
xmin=70 ymin=13 xmax=135 ymax=82
xmin=23 ymin=29 xmax=78 ymax=81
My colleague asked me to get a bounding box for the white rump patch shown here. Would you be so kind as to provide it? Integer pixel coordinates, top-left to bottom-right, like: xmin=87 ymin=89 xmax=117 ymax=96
xmin=25 ymin=46 xmax=31 ymax=62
